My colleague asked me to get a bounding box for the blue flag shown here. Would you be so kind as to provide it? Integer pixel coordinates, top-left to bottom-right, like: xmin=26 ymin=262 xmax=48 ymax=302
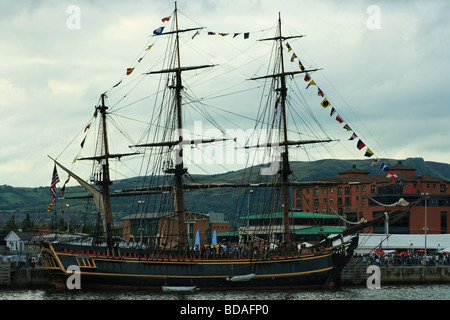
xmin=153 ymin=26 xmax=165 ymax=35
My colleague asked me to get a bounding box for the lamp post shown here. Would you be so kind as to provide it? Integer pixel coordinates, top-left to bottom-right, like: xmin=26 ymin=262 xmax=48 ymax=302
xmin=65 ymin=203 xmax=70 ymax=233
xmin=421 ymin=193 xmax=429 ymax=265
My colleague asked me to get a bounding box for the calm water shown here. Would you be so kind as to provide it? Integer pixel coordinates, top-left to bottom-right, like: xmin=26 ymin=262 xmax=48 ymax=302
xmin=0 ymin=284 xmax=448 ymax=300
xmin=0 ymin=285 xmax=446 ymax=318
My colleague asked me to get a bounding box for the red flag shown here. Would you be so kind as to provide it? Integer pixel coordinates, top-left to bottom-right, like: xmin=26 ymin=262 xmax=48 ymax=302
xmin=162 ymin=16 xmax=171 ymax=22
xmin=386 ymin=171 xmax=398 ymax=179
xmin=290 ymin=53 xmax=297 ymax=62
xmin=318 ymin=88 xmax=324 ymax=97
xmin=61 ymin=175 xmax=71 ymax=196
xmin=126 ymin=68 xmax=134 ymax=75
xmin=304 ymin=73 xmax=311 ymax=82
xmin=357 ymin=139 xmax=366 ymax=150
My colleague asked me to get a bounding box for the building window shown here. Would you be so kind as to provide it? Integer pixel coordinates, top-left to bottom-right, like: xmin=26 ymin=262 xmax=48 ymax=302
xmin=345 ymin=187 xmax=350 ymax=195
xmin=330 ymin=188 xmax=333 ymax=193
xmin=314 ymin=189 xmax=319 ymax=196
xmin=296 ymin=189 xmax=301 ymax=197
xmin=345 ymin=197 xmax=350 ymax=205
xmin=440 ymin=184 xmax=446 ymax=193
xmin=441 ymin=211 xmax=448 ymax=234
xmin=306 ymin=189 xmax=310 ymax=195
xmin=371 ymin=185 xmax=376 ymax=194
xmin=338 ymin=187 xmax=342 ymax=195
xmin=346 ymin=212 xmax=358 ymax=223
xmin=296 ymin=199 xmax=301 ymax=208
xmin=337 ymin=198 xmax=342 ymax=206
xmin=323 ymin=188 xmax=327 ymax=194
xmin=314 ymin=199 xmax=319 ymax=207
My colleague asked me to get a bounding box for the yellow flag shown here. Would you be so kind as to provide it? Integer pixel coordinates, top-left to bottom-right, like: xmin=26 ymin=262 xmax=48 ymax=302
xmin=320 ymin=98 xmax=331 ymax=108
xmin=306 ymin=80 xmax=316 ymax=89
xmin=286 ymin=42 xmax=292 ymax=52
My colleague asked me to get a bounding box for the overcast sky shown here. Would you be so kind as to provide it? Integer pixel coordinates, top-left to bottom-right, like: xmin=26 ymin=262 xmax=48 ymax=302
xmin=1 ymin=0 xmax=449 ymax=188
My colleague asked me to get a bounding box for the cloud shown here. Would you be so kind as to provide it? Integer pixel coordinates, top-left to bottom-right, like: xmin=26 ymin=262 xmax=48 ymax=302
xmin=1 ymin=0 xmax=449 ymax=188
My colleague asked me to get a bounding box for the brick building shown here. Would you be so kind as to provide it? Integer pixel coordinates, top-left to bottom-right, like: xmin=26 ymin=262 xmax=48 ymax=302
xmin=293 ymin=162 xmax=450 ymax=235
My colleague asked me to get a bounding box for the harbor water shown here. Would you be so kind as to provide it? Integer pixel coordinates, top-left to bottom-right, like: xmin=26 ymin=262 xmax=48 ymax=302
xmin=1 ymin=285 xmax=447 ymax=319
xmin=0 ymin=284 xmax=448 ymax=300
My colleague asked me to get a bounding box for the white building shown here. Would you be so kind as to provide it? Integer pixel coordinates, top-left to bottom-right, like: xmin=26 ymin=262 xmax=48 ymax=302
xmin=4 ymin=231 xmax=35 ymax=254
xmin=339 ymin=233 xmax=450 ymax=254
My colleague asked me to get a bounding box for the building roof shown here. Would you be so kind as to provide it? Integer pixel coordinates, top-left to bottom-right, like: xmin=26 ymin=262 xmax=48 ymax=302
xmin=295 ymin=226 xmax=345 ymax=235
xmin=316 ymin=169 xmax=448 ymax=185
xmin=4 ymin=231 xmax=36 ymax=242
xmin=389 ymin=164 xmax=416 ymax=172
xmin=339 ymin=166 xmax=369 ymax=176
xmin=240 ymin=211 xmax=341 ymax=220
xmin=341 ymin=233 xmax=450 ymax=254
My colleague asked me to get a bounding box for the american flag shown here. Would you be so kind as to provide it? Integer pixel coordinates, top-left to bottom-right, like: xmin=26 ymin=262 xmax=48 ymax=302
xmin=50 ymin=164 xmax=60 ymax=197
xmin=47 ymin=164 xmax=60 ymax=211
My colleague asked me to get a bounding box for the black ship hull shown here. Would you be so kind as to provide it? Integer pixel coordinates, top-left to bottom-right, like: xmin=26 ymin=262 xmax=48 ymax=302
xmin=41 ymin=238 xmax=357 ymax=290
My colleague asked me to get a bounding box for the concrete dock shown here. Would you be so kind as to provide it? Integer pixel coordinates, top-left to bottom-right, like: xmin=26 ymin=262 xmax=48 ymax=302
xmin=0 ymin=264 xmax=54 ymax=288
xmin=341 ymin=259 xmax=450 ymax=285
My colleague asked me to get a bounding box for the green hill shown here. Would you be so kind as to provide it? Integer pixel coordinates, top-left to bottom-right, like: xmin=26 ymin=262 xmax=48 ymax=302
xmin=1 ymin=157 xmax=449 ymax=230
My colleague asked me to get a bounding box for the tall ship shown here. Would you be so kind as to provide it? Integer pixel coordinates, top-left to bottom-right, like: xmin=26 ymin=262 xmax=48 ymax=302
xmin=40 ymin=3 xmax=419 ymax=290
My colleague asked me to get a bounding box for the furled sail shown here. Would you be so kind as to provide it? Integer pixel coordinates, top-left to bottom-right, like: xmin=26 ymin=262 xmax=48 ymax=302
xmin=49 ymin=157 xmax=107 ymax=233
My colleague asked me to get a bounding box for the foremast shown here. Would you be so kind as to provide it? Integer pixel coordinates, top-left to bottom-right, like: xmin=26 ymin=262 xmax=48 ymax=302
xmin=49 ymin=93 xmax=116 ymax=253
xmin=277 ymin=14 xmax=293 ymax=244
xmin=98 ymin=93 xmax=113 ymax=250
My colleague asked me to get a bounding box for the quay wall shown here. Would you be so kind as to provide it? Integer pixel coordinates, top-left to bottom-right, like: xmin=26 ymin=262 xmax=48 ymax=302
xmin=0 ymin=265 xmax=54 ymax=288
xmin=341 ymin=260 xmax=450 ymax=285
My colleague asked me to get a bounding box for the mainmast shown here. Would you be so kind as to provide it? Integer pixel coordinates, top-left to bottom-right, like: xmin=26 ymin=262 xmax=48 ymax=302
xmin=251 ymin=13 xmax=326 ymax=244
xmin=135 ymin=2 xmax=213 ymax=250
xmin=173 ymin=2 xmax=187 ymax=250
